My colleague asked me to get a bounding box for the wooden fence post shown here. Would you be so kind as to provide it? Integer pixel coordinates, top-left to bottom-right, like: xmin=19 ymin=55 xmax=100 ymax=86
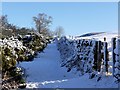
xmin=112 ymin=38 xmax=116 ymax=76
xmin=93 ymin=41 xmax=98 ymax=71
xmin=104 ymin=42 xmax=109 ymax=73
xmin=97 ymin=41 xmax=102 ymax=72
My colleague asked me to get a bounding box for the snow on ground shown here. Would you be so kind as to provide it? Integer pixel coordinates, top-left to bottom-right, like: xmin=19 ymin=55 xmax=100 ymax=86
xmin=75 ymin=32 xmax=118 ymax=42
xmin=20 ymin=41 xmax=118 ymax=88
xmin=20 ymin=42 xmax=77 ymax=88
xmin=39 ymin=74 xmax=117 ymax=88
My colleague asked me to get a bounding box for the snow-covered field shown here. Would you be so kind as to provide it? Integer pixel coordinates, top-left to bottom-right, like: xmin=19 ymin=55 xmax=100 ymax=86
xmin=20 ymin=32 xmax=119 ymax=88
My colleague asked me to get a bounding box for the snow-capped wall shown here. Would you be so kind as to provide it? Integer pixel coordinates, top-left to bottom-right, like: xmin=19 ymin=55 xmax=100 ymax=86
xmin=57 ymin=37 xmax=98 ymax=75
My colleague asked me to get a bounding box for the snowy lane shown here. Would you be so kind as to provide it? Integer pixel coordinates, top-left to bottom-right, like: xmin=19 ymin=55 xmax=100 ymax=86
xmin=20 ymin=43 xmax=76 ymax=88
xmin=20 ymin=42 xmax=118 ymax=88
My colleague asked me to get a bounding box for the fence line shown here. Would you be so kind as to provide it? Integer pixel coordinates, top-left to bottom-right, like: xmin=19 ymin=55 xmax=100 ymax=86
xmin=57 ymin=36 xmax=119 ymax=82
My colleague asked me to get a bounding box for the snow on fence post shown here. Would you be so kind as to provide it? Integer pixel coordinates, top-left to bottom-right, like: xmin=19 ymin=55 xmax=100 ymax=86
xmin=103 ymin=41 xmax=109 ymax=73
xmin=112 ymin=38 xmax=116 ymax=76
xmin=97 ymin=41 xmax=102 ymax=72
xmin=114 ymin=38 xmax=120 ymax=83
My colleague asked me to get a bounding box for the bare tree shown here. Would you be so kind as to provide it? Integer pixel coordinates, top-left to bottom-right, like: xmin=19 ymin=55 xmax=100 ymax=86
xmin=33 ymin=13 xmax=52 ymax=34
xmin=55 ymin=26 xmax=64 ymax=38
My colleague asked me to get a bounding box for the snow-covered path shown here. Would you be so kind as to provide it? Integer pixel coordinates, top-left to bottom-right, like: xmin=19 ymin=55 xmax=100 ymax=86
xmin=20 ymin=43 xmax=76 ymax=88
xmin=20 ymin=42 xmax=118 ymax=88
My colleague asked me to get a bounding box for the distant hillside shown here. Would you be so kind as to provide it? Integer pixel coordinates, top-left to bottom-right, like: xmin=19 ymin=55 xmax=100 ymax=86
xmin=74 ymin=32 xmax=118 ymax=44
xmin=78 ymin=32 xmax=105 ymax=37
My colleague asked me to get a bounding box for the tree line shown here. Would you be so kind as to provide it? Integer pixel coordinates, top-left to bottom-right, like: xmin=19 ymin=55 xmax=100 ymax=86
xmin=0 ymin=13 xmax=64 ymax=38
xmin=0 ymin=13 xmax=65 ymax=89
